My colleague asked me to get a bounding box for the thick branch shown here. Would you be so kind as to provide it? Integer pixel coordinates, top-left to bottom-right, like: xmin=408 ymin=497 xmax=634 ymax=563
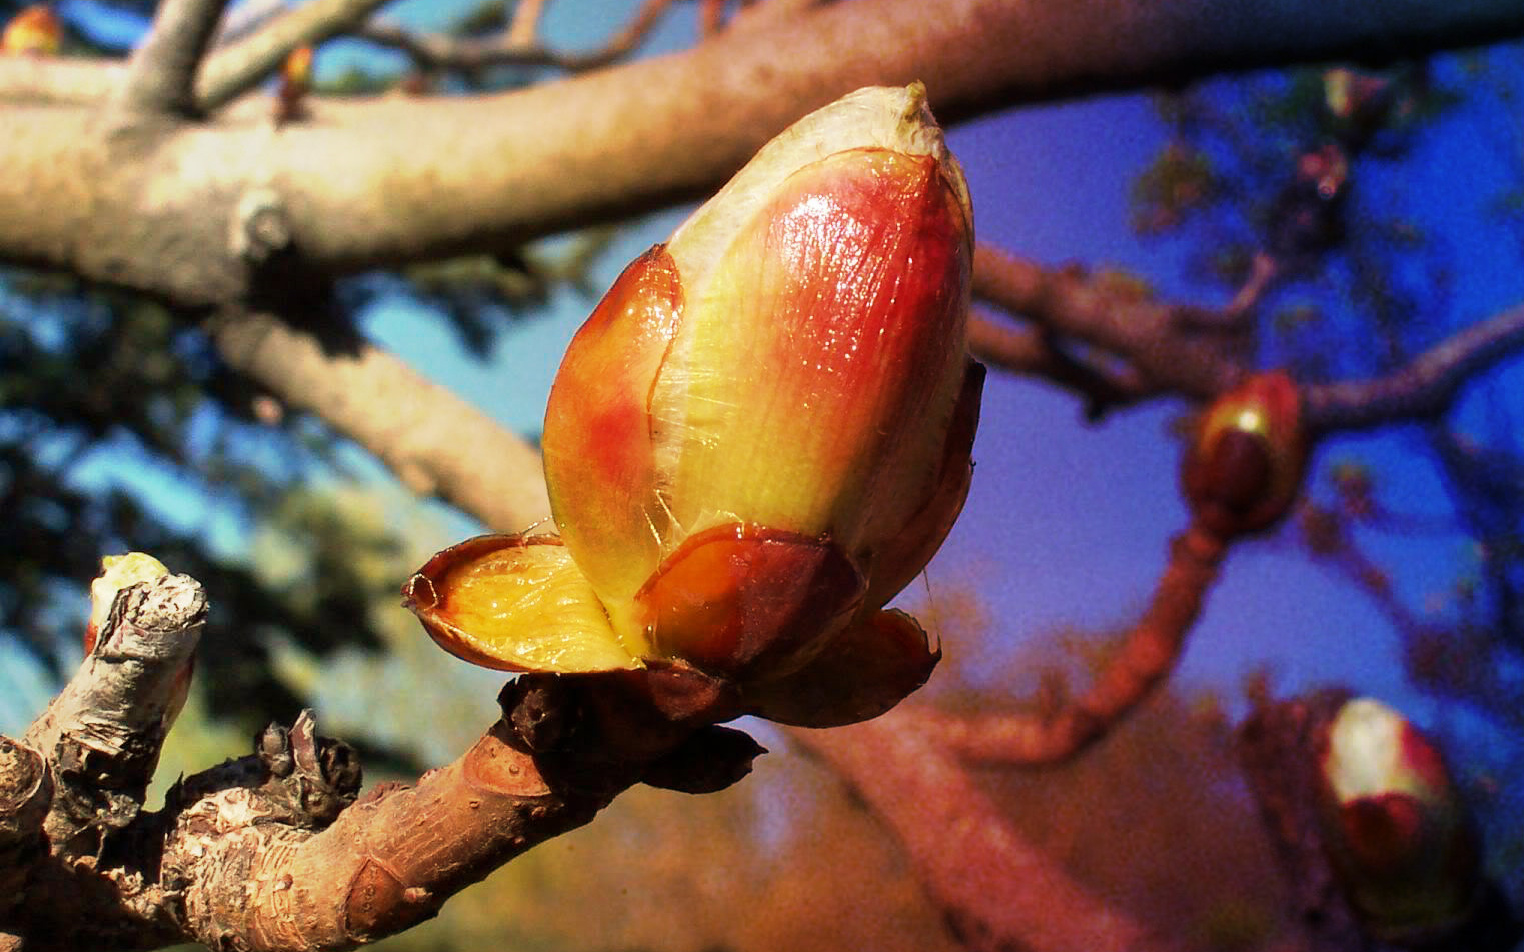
xmin=114 ymin=0 xmax=234 ymax=116
xmin=1301 ymin=300 xmax=1524 ymax=434
xmin=793 ymin=709 xmax=1188 ymax=952
xmin=208 ymin=307 xmax=552 ymax=532
xmin=5 ymin=0 xmax=1524 ymax=305
xmin=171 ymin=720 xmax=613 ymax=949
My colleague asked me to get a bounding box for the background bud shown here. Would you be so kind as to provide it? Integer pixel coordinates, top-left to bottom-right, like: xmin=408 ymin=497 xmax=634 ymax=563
xmin=1182 ymin=371 xmax=1305 ymax=537
xmin=1317 ymin=697 xmax=1481 ymax=942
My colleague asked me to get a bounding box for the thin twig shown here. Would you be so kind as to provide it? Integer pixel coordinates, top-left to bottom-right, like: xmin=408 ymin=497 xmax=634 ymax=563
xmin=968 ymin=311 xmax=1154 ymax=416
xmin=505 ymin=0 xmax=548 ymax=47
xmin=114 ymin=0 xmax=235 ymax=116
xmin=920 ymin=522 xmax=1229 ymax=765
xmin=358 ymin=0 xmax=676 ymax=73
xmin=195 ymin=0 xmax=393 ymax=112
xmin=974 ymin=243 xmax=1247 ymax=402
xmin=1301 ymin=300 xmax=1524 ymax=434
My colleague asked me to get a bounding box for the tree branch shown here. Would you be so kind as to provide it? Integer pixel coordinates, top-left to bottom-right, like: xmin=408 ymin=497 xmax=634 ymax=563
xmin=1 ymin=578 xmax=757 ymax=950
xmin=918 ymin=522 xmax=1229 ymax=766
xmin=113 ymin=0 xmax=235 ymax=117
xmin=194 ymin=0 xmax=394 ymax=112
xmin=356 ymin=0 xmax=677 ymax=73
xmin=793 ymin=708 xmax=1189 ymax=952
xmin=1301 ymin=300 xmax=1524 ymax=434
xmin=206 ymin=306 xmax=553 ymax=532
xmin=967 ymin=310 xmax=1154 ymax=415
xmin=973 ymin=244 xmax=1248 ymax=405
xmin=0 ymin=737 xmax=50 ymax=925
xmin=0 ymin=56 xmax=119 ymax=104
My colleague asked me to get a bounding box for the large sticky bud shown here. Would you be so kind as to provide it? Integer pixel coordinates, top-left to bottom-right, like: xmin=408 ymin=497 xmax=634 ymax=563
xmin=1 ymin=5 xmax=61 ymax=56
xmin=1182 ymin=371 xmax=1305 ymax=538
xmin=544 ymin=82 xmax=977 ymax=673
xmin=412 ymin=85 xmax=974 ymax=727
xmin=87 ymin=553 xmax=193 ymax=729
xmin=1317 ymin=697 xmax=1481 ymax=943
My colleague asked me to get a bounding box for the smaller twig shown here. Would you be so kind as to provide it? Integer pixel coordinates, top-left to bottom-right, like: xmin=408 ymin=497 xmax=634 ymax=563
xmin=968 ymin=311 xmax=1152 ymax=418
xmin=505 ymin=0 xmax=548 ymax=47
xmin=1301 ymin=300 xmax=1524 ymax=434
xmin=974 ymin=243 xmax=1246 ymax=402
xmin=358 ymin=0 xmax=675 ymax=73
xmin=195 ymin=0 xmax=393 ymax=112
xmin=113 ymin=0 xmax=235 ymax=116
xmin=23 ymin=575 xmax=205 ymax=854
xmin=211 ymin=0 xmax=291 ymax=47
xmin=923 ymin=522 xmax=1229 ymax=765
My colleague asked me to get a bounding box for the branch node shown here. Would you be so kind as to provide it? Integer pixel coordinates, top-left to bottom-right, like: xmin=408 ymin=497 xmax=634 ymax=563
xmin=231 ymin=186 xmax=291 ymax=265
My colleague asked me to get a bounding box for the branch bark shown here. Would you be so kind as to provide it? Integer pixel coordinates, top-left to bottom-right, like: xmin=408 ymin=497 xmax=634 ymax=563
xmin=22 ymin=575 xmax=205 ymax=853
xmin=972 ymin=244 xmax=1249 ymax=405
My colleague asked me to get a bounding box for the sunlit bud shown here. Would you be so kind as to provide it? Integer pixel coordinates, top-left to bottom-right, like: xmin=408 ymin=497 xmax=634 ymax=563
xmin=274 ymin=45 xmax=313 ymax=124
xmin=1 ymin=5 xmax=61 ymax=56
xmin=87 ymin=553 xmax=193 ymax=729
xmin=409 ymin=84 xmax=977 ymax=726
xmin=87 ymin=552 xmax=170 ymax=654
xmin=1182 ymin=371 xmax=1305 ymax=538
xmin=1317 ymin=697 xmax=1481 ymax=942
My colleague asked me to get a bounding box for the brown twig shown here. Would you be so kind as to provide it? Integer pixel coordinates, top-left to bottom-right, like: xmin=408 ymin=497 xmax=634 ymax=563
xmin=919 ymin=521 xmax=1230 ymax=766
xmin=2 ymin=608 xmax=758 ymax=951
xmin=1301 ymin=300 xmax=1524 ymax=434
xmin=357 ymin=0 xmax=676 ymax=73
xmin=968 ymin=311 xmax=1154 ymax=415
xmin=194 ymin=0 xmax=393 ymax=112
xmin=973 ymin=243 xmax=1248 ymax=408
